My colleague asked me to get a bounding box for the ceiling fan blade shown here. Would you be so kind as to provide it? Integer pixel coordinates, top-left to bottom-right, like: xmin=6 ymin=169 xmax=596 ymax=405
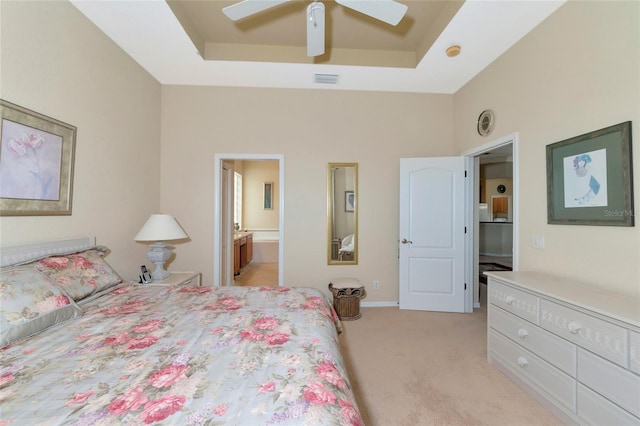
xmin=335 ymin=0 xmax=407 ymax=26
xmin=222 ymin=0 xmax=289 ymax=21
xmin=306 ymin=2 xmax=325 ymax=57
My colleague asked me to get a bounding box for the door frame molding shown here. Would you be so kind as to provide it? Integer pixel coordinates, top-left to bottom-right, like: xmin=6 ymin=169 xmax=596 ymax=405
xmin=462 ymin=132 xmax=519 ymax=308
xmin=213 ymin=153 xmax=285 ymax=287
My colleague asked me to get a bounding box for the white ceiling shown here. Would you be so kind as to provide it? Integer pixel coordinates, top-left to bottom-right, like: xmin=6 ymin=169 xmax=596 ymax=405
xmin=70 ymin=0 xmax=565 ymax=94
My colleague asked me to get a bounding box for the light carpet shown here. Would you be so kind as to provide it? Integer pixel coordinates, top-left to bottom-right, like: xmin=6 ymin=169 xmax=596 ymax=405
xmin=234 ymin=263 xmax=560 ymax=425
xmin=338 ymin=303 xmax=562 ymax=426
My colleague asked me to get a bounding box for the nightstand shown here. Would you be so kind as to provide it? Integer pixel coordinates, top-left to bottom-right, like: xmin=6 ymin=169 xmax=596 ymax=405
xmin=146 ymin=271 xmax=201 ymax=287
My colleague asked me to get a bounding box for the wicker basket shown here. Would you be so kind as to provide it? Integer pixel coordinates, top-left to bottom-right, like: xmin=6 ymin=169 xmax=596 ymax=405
xmin=328 ymin=282 xmax=366 ymax=321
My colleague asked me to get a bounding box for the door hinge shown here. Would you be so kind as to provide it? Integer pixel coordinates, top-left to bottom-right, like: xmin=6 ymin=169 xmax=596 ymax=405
xmin=465 ymin=283 xmax=467 ymax=290
xmin=465 ymin=170 xmax=467 ymax=177
xmin=464 ymin=226 xmax=467 ymax=233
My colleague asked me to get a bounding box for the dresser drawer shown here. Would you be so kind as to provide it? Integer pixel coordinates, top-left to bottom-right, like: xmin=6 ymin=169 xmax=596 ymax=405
xmin=578 ymin=348 xmax=640 ymax=418
xmin=541 ymin=299 xmax=627 ymax=366
xmin=577 ymin=383 xmax=640 ymax=426
xmin=490 ymin=306 xmax=576 ymax=376
xmin=489 ymin=330 xmax=576 ymax=412
xmin=631 ymin=330 xmax=640 ymax=375
xmin=489 ymin=280 xmax=539 ymax=324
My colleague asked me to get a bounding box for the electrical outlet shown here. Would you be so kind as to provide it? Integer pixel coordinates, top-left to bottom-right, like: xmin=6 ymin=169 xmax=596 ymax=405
xmin=532 ymin=235 xmax=545 ymax=249
xmin=372 ymin=280 xmax=380 ymax=290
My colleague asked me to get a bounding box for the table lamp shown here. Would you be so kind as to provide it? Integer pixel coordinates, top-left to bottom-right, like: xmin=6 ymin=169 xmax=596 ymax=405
xmin=134 ymin=214 xmax=188 ymax=280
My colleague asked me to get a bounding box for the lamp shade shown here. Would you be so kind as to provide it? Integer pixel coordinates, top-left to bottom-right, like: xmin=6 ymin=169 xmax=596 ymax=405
xmin=134 ymin=214 xmax=188 ymax=242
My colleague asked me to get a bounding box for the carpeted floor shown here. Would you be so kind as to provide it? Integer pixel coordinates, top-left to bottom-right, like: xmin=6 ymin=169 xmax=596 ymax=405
xmin=234 ymin=263 xmax=560 ymax=425
xmin=338 ymin=302 xmax=562 ymax=426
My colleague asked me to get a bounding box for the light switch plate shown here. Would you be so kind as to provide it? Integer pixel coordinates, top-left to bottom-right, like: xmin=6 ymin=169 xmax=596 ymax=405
xmin=532 ymin=235 xmax=545 ymax=249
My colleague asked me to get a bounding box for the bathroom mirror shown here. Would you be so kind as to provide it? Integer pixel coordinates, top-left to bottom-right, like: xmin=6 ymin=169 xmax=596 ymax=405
xmin=327 ymin=163 xmax=358 ymax=265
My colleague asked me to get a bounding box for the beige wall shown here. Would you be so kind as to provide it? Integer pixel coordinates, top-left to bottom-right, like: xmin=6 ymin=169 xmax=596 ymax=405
xmin=160 ymin=86 xmax=454 ymax=300
xmin=3 ymin=0 xmax=637 ymax=302
xmin=0 ymin=1 xmax=162 ymax=281
xmin=454 ymin=1 xmax=640 ymax=297
xmin=242 ymin=160 xmax=279 ymax=230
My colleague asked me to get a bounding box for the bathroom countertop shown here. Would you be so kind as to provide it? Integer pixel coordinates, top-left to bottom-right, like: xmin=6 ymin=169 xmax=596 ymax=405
xmin=234 ymin=231 xmax=252 ymax=241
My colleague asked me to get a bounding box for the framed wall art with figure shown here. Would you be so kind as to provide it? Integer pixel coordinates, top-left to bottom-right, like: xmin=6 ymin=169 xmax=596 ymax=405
xmin=345 ymin=191 xmax=355 ymax=212
xmin=546 ymin=121 xmax=633 ymax=226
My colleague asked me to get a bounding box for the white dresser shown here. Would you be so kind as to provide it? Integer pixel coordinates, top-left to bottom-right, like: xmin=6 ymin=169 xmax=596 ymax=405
xmin=486 ymin=271 xmax=640 ymax=425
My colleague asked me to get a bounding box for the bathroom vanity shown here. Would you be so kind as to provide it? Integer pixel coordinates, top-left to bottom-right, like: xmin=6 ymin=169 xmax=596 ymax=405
xmin=234 ymin=232 xmax=253 ymax=275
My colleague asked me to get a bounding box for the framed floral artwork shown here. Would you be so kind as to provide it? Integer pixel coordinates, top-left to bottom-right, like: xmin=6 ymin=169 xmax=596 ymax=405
xmin=546 ymin=121 xmax=633 ymax=226
xmin=0 ymin=100 xmax=76 ymax=215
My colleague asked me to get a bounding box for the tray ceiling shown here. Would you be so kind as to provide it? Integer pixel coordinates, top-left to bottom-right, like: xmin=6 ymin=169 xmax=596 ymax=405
xmin=70 ymin=0 xmax=565 ymax=93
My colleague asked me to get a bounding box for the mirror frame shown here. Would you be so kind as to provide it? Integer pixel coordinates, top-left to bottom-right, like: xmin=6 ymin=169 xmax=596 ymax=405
xmin=327 ymin=163 xmax=358 ymax=265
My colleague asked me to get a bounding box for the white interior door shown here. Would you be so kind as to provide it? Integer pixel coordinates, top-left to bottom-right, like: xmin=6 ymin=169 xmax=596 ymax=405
xmin=399 ymin=157 xmax=467 ymax=312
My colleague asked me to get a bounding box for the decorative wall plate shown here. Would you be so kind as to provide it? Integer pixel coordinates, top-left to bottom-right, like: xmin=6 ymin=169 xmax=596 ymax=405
xmin=477 ymin=109 xmax=495 ymax=136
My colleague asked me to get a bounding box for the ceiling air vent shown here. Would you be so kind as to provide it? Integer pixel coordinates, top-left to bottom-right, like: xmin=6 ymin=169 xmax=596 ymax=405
xmin=314 ymin=73 xmax=339 ymax=84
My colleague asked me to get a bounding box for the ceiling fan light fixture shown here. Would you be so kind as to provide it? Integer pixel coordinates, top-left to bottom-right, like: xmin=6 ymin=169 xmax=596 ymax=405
xmin=446 ymin=45 xmax=461 ymax=58
xmin=314 ymin=73 xmax=339 ymax=84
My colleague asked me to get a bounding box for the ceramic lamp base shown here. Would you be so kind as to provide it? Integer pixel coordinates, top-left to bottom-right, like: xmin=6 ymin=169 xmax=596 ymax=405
xmin=146 ymin=242 xmax=172 ymax=281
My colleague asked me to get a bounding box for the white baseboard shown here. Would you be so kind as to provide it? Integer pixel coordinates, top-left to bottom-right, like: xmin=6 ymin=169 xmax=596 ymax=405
xmin=361 ymin=301 xmax=399 ymax=308
xmin=363 ymin=301 xmax=483 ymax=309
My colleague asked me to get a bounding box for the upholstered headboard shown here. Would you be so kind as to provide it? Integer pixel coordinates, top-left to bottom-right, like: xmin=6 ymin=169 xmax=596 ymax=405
xmin=0 ymin=236 xmax=96 ymax=267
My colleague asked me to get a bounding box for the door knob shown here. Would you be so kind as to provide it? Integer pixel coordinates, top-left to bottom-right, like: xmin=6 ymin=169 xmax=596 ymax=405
xmin=401 ymin=239 xmax=412 ymax=244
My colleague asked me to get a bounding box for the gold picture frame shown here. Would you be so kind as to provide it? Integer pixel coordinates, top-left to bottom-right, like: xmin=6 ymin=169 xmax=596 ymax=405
xmin=0 ymin=100 xmax=76 ymax=216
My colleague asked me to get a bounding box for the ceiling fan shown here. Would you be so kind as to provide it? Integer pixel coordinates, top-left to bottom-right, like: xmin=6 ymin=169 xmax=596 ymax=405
xmin=222 ymin=0 xmax=408 ymax=57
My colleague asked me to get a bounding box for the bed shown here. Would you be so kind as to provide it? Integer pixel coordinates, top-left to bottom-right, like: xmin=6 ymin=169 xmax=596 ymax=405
xmin=0 ymin=237 xmax=362 ymax=425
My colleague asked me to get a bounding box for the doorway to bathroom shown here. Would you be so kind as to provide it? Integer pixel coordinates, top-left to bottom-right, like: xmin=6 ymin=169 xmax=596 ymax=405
xmin=213 ymin=154 xmax=284 ymax=287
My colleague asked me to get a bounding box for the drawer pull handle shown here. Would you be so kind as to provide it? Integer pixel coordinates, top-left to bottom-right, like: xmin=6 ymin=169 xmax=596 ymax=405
xmin=517 ymin=357 xmax=528 ymax=367
xmin=517 ymin=328 xmax=529 ymax=339
xmin=568 ymin=321 xmax=582 ymax=334
xmin=505 ymin=296 xmax=516 ymax=305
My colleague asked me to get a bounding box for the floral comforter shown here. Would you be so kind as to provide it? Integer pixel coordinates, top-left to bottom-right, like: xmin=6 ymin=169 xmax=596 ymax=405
xmin=0 ymin=285 xmax=363 ymax=425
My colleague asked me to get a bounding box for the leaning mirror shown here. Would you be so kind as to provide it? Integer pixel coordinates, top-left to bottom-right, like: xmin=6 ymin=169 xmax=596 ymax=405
xmin=327 ymin=163 xmax=358 ymax=265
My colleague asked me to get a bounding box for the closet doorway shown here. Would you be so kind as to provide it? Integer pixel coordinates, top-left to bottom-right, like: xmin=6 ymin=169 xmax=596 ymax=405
xmin=464 ymin=133 xmax=518 ymax=309
xmin=213 ymin=154 xmax=285 ymax=287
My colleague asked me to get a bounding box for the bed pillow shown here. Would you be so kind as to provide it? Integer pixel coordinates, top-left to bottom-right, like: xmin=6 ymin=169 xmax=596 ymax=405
xmin=0 ymin=266 xmax=83 ymax=348
xmin=33 ymin=247 xmax=123 ymax=302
